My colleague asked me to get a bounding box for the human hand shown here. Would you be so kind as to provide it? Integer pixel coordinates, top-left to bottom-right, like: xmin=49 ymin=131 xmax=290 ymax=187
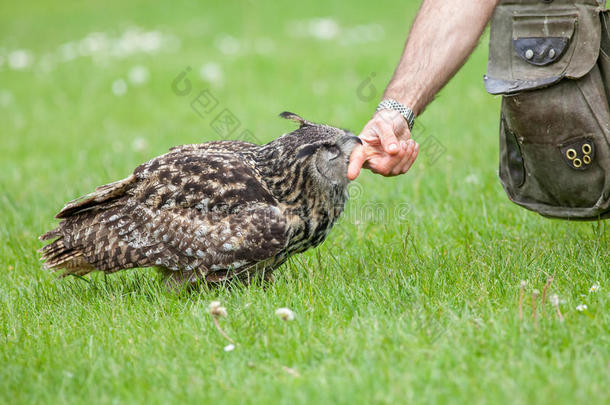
xmin=347 ymin=109 xmax=419 ymax=180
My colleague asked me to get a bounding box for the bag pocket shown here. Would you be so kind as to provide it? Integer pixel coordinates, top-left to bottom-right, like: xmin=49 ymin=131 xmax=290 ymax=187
xmin=487 ymin=2 xmax=610 ymax=220
xmin=485 ymin=1 xmax=601 ymax=94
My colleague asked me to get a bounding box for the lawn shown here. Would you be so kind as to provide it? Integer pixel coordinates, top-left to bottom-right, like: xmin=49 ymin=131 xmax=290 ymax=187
xmin=1 ymin=1 xmax=608 ymax=404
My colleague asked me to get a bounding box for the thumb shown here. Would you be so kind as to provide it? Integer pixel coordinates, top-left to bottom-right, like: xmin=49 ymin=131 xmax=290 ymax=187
xmin=347 ymin=144 xmax=366 ymax=180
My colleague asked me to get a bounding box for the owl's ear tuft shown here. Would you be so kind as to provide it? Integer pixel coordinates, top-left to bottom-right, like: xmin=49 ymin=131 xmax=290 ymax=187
xmin=279 ymin=111 xmax=313 ymax=128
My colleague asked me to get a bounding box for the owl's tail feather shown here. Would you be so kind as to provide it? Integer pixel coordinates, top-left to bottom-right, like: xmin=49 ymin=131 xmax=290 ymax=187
xmin=55 ymin=174 xmax=135 ymax=219
xmin=39 ymin=227 xmax=61 ymax=241
xmin=38 ymin=237 xmax=95 ymax=277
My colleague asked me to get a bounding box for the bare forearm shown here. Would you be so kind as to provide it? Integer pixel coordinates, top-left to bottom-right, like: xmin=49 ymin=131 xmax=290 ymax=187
xmin=383 ymin=0 xmax=498 ymax=115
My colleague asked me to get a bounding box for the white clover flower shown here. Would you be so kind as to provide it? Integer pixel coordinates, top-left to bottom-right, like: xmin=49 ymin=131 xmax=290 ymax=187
xmin=199 ymin=62 xmax=223 ymax=85
xmin=128 ymin=65 xmax=150 ymax=86
xmin=551 ymin=294 xmax=559 ymax=306
xmin=214 ymin=35 xmax=240 ymax=55
xmin=308 ymin=18 xmax=340 ymax=40
xmin=208 ymin=301 xmax=227 ymax=317
xmin=464 ymin=174 xmax=480 ymax=185
xmin=78 ymin=32 xmax=108 ymax=56
xmin=223 ymin=344 xmax=235 ymax=352
xmin=589 ymin=282 xmax=600 ymax=293
xmin=275 ymin=307 xmax=295 ymax=321
xmin=576 ymin=304 xmax=588 ymax=312
xmin=8 ymin=49 xmax=33 ymax=70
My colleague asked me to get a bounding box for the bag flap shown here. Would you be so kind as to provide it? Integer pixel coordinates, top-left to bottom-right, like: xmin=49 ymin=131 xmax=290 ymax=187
xmin=484 ymin=1 xmax=602 ymax=95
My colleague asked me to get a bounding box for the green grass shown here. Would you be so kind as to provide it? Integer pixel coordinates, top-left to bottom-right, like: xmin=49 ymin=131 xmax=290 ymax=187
xmin=1 ymin=1 xmax=608 ymax=404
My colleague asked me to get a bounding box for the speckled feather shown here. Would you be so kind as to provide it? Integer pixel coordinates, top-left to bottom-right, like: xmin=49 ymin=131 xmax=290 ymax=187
xmin=39 ymin=112 xmax=361 ymax=289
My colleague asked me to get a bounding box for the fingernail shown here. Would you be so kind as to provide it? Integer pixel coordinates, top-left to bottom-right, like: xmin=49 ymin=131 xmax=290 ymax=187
xmin=400 ymin=141 xmax=408 ymax=149
xmin=388 ymin=143 xmax=398 ymax=152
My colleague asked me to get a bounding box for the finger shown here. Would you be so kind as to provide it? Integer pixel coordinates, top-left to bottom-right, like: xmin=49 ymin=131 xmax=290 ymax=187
xmin=347 ymin=144 xmax=367 ymax=180
xmin=398 ymin=141 xmax=415 ymax=173
xmin=401 ymin=141 xmax=419 ymax=174
xmin=389 ymin=141 xmax=410 ymax=176
xmin=389 ymin=141 xmax=412 ymax=176
xmin=371 ymin=152 xmax=404 ymax=176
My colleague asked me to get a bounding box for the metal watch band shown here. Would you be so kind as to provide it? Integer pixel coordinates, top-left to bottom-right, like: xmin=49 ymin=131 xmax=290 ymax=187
xmin=376 ymin=99 xmax=415 ymax=130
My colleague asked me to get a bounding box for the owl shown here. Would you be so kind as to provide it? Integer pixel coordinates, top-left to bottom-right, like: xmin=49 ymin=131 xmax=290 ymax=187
xmin=39 ymin=112 xmax=362 ymax=290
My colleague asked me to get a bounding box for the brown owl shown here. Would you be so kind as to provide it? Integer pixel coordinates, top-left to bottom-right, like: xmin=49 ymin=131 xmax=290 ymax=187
xmin=39 ymin=112 xmax=362 ymax=290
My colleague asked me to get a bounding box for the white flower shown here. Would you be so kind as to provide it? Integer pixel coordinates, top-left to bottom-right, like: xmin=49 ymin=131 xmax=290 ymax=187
xmin=78 ymin=32 xmax=108 ymax=56
xmin=275 ymin=307 xmax=295 ymax=321
xmin=550 ymin=294 xmax=559 ymax=306
xmin=589 ymin=282 xmax=600 ymax=293
xmin=208 ymin=301 xmax=227 ymax=317
xmin=464 ymin=174 xmax=480 ymax=185
xmin=8 ymin=49 xmax=33 ymax=70
xmin=308 ymin=18 xmax=339 ymax=40
xmin=223 ymin=344 xmax=235 ymax=352
xmin=214 ymin=35 xmax=240 ymax=55
xmin=128 ymin=65 xmax=150 ymax=86
xmin=138 ymin=30 xmax=163 ymax=53
xmin=199 ymin=62 xmax=223 ymax=85
xmin=112 ymin=79 xmax=127 ymax=96
xmin=576 ymin=304 xmax=588 ymax=312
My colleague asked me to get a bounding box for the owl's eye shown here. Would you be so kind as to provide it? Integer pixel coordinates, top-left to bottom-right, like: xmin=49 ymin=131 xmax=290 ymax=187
xmin=296 ymin=144 xmax=321 ymax=158
xmin=325 ymin=146 xmax=341 ymax=161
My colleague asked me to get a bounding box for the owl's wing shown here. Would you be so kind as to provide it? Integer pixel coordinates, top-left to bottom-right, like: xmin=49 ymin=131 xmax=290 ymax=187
xmin=169 ymin=140 xmax=257 ymax=153
xmin=51 ymin=141 xmax=265 ymax=221
xmin=132 ymin=148 xmax=277 ymax=212
xmin=79 ymin=202 xmax=289 ymax=282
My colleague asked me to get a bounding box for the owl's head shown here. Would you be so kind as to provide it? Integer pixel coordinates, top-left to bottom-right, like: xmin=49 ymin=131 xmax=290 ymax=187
xmin=277 ymin=111 xmax=362 ymax=186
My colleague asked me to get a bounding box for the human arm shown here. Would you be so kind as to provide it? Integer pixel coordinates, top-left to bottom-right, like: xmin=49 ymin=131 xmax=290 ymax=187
xmin=347 ymin=0 xmax=499 ymax=180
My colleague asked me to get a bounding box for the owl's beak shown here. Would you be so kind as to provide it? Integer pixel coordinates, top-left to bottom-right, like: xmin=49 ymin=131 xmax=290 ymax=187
xmin=352 ymin=135 xmax=363 ymax=145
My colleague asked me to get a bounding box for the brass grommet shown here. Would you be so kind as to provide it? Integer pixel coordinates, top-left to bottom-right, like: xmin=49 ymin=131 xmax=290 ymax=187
xmin=566 ymin=148 xmax=577 ymax=160
xmin=583 ymin=155 xmax=592 ymax=165
xmin=582 ymin=143 xmax=592 ymax=155
xmin=573 ymin=158 xmax=583 ymax=168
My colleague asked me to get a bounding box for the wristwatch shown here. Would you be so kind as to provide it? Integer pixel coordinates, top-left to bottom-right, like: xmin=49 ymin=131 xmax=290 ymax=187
xmin=376 ymin=99 xmax=416 ymax=130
